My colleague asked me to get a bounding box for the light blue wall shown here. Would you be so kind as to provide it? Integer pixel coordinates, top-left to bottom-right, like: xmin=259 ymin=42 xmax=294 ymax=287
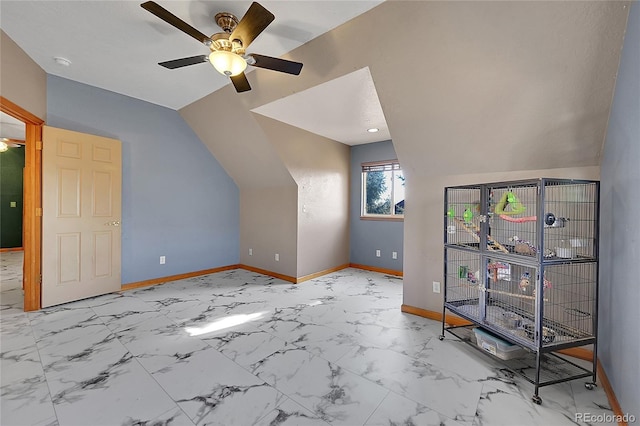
xmin=599 ymin=2 xmax=640 ymax=418
xmin=46 ymin=75 xmax=239 ymax=284
xmin=350 ymin=140 xmax=403 ymax=271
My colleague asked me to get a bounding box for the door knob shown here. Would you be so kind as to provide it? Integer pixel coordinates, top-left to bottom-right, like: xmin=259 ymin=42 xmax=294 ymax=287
xmin=105 ymin=221 xmax=120 ymax=227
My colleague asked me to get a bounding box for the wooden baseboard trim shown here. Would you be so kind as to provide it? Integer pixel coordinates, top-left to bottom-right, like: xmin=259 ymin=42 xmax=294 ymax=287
xmin=401 ymin=304 xmax=472 ymax=326
xmin=0 ymin=247 xmax=24 ymax=252
xmin=121 ymin=262 xmax=400 ymax=291
xmin=349 ymin=263 xmax=403 ymax=277
xmin=401 ymin=304 xmax=625 ymax=421
xmin=297 ymin=264 xmax=350 ymax=283
xmin=597 ymin=361 xmax=627 ymax=425
xmin=121 ymin=264 xmax=241 ymax=291
xmin=238 ymin=264 xmax=297 ymax=283
xmin=557 ymin=347 xmax=593 ymax=362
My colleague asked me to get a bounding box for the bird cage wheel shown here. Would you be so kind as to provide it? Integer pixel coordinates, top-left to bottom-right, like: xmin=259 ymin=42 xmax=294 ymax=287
xmin=532 ymin=395 xmax=542 ymax=405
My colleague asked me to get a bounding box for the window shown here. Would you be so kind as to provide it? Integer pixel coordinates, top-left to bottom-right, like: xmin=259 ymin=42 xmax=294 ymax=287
xmin=361 ymin=160 xmax=405 ymax=218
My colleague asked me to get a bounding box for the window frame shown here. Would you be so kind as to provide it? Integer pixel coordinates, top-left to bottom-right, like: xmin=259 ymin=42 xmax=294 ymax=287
xmin=360 ymin=159 xmax=404 ymax=221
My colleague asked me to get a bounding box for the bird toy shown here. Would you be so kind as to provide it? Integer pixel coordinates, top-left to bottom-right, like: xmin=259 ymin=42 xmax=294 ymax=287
xmin=519 ymin=272 xmax=531 ymax=292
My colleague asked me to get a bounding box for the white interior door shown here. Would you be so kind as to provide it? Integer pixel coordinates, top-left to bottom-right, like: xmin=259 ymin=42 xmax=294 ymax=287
xmin=42 ymin=126 xmax=122 ymax=307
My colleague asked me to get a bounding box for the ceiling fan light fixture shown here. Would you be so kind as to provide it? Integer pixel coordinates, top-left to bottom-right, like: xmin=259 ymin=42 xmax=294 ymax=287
xmin=0 ymin=141 xmax=8 ymax=152
xmin=209 ymin=51 xmax=247 ymax=76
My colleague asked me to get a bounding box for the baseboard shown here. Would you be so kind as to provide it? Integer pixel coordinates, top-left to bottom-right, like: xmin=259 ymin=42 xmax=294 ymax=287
xmin=349 ymin=263 xmax=403 ymax=277
xmin=401 ymin=304 xmax=471 ymax=326
xmin=597 ymin=361 xmax=627 ymax=426
xmin=0 ymin=247 xmax=24 ymax=252
xmin=121 ymin=264 xmax=240 ymax=291
xmin=296 ymin=264 xmax=350 ymax=283
xmin=401 ymin=304 xmax=625 ymax=422
xmin=122 ymin=262 xmax=400 ymax=291
xmin=238 ymin=264 xmax=297 ymax=283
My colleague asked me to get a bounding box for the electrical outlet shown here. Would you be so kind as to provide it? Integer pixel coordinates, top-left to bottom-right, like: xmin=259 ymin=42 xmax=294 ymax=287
xmin=376 ymin=249 xmax=381 ymax=257
xmin=249 ymin=248 xmax=253 ymax=256
xmin=433 ymin=281 xmax=441 ymax=293
xmin=392 ymin=251 xmax=398 ymax=259
xmin=160 ymin=256 xmax=166 ymax=265
xmin=275 ymin=253 xmax=280 ymax=261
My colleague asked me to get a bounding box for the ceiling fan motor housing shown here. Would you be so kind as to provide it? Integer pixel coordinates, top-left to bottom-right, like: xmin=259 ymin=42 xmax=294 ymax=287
xmin=215 ymin=12 xmax=238 ymax=33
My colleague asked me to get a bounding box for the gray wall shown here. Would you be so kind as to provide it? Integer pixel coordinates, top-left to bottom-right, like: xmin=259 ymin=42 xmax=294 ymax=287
xmin=46 ymin=75 xmax=240 ymax=284
xmin=599 ymin=2 xmax=640 ymax=418
xmin=350 ymin=140 xmax=403 ymax=271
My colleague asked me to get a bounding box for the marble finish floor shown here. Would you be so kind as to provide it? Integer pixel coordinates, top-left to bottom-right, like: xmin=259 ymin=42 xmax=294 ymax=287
xmin=1 ymin=257 xmax=615 ymax=425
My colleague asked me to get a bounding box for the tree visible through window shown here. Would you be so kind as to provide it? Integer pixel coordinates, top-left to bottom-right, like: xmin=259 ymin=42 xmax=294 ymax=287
xmin=361 ymin=161 xmax=404 ymax=217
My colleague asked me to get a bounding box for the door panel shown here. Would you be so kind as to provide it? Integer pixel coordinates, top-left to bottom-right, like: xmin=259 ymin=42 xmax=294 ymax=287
xmin=42 ymin=126 xmax=121 ymax=307
xmin=58 ymin=168 xmax=80 ymax=217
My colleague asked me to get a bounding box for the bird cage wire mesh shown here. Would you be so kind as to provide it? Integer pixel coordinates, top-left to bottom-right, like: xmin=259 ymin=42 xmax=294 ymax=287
xmin=442 ymin=178 xmax=599 ymax=402
xmin=443 ymin=178 xmax=599 ymax=350
xmin=444 ymin=180 xmax=599 ymax=260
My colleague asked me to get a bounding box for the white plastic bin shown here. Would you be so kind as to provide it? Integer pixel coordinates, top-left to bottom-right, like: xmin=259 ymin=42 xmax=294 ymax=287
xmin=473 ymin=327 xmax=527 ymax=360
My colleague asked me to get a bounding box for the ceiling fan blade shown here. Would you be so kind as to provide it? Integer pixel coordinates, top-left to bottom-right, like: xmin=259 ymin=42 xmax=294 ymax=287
xmin=230 ymin=72 xmax=251 ymax=92
xmin=141 ymin=1 xmax=211 ymax=45
xmin=229 ymin=2 xmax=274 ymax=49
xmin=248 ymin=54 xmax=303 ymax=75
xmin=159 ymin=55 xmax=208 ymax=69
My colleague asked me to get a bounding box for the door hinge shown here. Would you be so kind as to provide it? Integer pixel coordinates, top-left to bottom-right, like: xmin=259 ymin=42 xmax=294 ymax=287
xmin=36 ymin=207 xmax=43 ymax=216
xmin=36 ymin=140 xmax=43 ymax=151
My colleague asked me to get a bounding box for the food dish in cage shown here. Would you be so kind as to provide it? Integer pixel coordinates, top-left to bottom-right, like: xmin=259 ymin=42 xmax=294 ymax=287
xmin=523 ymin=324 xmax=556 ymax=343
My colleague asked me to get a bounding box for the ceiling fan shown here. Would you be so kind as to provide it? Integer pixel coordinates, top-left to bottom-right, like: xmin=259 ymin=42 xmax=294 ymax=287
xmin=141 ymin=1 xmax=303 ymax=93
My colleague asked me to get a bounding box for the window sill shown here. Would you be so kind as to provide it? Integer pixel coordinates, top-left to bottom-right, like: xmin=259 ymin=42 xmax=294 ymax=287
xmin=360 ymin=215 xmax=404 ymax=222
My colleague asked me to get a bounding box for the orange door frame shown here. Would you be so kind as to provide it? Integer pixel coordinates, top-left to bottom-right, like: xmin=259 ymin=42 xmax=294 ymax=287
xmin=1 ymin=96 xmax=43 ymax=311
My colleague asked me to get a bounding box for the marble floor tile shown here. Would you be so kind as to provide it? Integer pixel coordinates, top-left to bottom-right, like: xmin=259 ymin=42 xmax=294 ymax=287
xmin=120 ymin=406 xmax=195 ymax=426
xmin=47 ymin=355 xmax=181 ymax=426
xmin=203 ymin=327 xmax=292 ymax=369
xmin=1 ymin=342 xmax=45 ymax=386
xmin=87 ymin=292 xmax=163 ymax=332
xmin=37 ymin=326 xmax=131 ymax=381
xmin=259 ymin=320 xmax=361 ymax=363
xmin=114 ymin=315 xmax=212 ymax=373
xmin=1 ymin=372 xmax=57 ymax=426
xmin=1 ymin=265 xmax=618 ymax=426
xmin=252 ymin=347 xmax=389 ymax=425
xmin=151 ymin=346 xmax=285 ymax=425
xmin=364 ymin=390 xmax=465 ymax=426
xmin=336 ymin=344 xmax=483 ymax=422
xmin=255 ymin=397 xmax=332 ymax=426
xmin=473 ymin=384 xmax=579 ymax=426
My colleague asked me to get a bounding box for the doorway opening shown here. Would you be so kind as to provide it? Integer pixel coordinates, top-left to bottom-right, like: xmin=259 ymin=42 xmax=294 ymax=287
xmin=0 ymin=96 xmax=44 ymax=311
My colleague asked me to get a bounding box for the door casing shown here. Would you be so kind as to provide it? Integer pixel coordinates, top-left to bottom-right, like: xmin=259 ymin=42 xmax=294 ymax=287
xmin=1 ymin=96 xmax=43 ymax=311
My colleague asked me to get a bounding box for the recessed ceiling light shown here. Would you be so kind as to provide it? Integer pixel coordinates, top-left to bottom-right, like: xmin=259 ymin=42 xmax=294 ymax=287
xmin=367 ymin=128 xmax=379 ymax=133
xmin=54 ymin=57 xmax=72 ymax=67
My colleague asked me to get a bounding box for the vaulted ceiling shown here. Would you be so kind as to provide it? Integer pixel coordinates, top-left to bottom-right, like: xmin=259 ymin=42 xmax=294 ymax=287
xmin=1 ymin=1 xmax=390 ymax=145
